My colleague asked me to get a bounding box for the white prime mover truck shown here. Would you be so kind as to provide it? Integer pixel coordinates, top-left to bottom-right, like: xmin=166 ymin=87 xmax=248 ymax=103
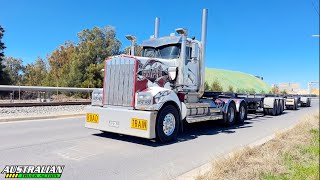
xmin=85 ymin=9 xmax=310 ymax=143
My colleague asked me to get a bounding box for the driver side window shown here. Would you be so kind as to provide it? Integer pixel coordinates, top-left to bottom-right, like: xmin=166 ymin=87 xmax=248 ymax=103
xmin=186 ymin=47 xmax=192 ymax=60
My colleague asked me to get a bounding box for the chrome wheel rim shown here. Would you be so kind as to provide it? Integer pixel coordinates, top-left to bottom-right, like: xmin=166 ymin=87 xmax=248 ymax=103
xmin=163 ymin=113 xmax=175 ymax=136
xmin=228 ymin=107 xmax=235 ymax=122
xmin=240 ymin=106 xmax=245 ymax=120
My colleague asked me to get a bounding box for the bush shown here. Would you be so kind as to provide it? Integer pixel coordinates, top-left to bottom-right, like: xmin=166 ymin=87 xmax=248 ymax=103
xmin=246 ymin=88 xmax=256 ymax=94
xmin=280 ymin=90 xmax=288 ymax=95
xmin=272 ymin=85 xmax=280 ymax=94
xmin=236 ymin=88 xmax=246 ymax=93
xmin=227 ymin=85 xmax=234 ymax=93
xmin=204 ymin=81 xmax=211 ymax=91
xmin=211 ymin=80 xmax=223 ymax=92
xmin=260 ymin=90 xmax=266 ymax=94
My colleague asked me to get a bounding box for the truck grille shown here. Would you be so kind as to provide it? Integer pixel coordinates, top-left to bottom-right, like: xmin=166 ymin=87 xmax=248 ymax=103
xmin=103 ymin=56 xmax=136 ymax=107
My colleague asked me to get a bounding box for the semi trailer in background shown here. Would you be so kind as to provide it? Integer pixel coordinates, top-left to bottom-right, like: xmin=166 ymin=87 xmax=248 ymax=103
xmin=85 ymin=9 xmax=311 ymax=143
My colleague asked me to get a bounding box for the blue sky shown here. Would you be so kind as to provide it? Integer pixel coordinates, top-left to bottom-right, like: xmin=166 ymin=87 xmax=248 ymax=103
xmin=1 ymin=0 xmax=319 ymax=88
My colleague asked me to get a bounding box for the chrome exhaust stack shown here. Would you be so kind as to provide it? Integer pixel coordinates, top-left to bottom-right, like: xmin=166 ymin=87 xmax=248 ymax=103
xmin=176 ymin=28 xmax=188 ymax=88
xmin=199 ymin=8 xmax=208 ymax=97
xmin=155 ymin=17 xmax=160 ymax=38
xmin=125 ymin=35 xmax=136 ymax=56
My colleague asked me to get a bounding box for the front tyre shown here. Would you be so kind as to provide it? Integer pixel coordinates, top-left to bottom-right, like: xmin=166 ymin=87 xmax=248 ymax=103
xmin=155 ymin=105 xmax=180 ymax=143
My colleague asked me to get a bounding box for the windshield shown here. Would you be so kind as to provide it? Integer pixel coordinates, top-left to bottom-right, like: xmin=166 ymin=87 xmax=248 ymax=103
xmin=141 ymin=44 xmax=180 ymax=59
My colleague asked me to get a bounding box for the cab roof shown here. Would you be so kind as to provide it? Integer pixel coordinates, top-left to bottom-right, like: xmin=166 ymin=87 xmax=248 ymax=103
xmin=141 ymin=36 xmax=182 ymax=48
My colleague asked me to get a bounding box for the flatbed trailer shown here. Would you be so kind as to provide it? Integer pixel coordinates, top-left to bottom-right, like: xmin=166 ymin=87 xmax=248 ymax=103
xmin=203 ymin=92 xmax=287 ymax=116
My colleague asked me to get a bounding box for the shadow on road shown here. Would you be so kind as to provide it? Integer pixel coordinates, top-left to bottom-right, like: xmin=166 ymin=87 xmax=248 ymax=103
xmin=92 ymin=112 xmax=281 ymax=147
xmin=92 ymin=103 xmax=318 ymax=147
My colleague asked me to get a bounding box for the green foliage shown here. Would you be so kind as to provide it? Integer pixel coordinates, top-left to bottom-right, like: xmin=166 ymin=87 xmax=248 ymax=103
xmin=246 ymin=88 xmax=256 ymax=94
xmin=22 ymin=57 xmax=48 ymax=86
xmin=211 ymin=80 xmax=223 ymax=92
xmin=271 ymin=85 xmax=280 ymax=94
xmin=82 ymin=63 xmax=104 ymax=88
xmin=124 ymin=45 xmax=143 ymax=56
xmin=236 ymin=88 xmax=256 ymax=94
xmin=280 ymin=90 xmax=287 ymax=95
xmin=3 ymin=56 xmax=24 ymax=85
xmin=0 ymin=25 xmax=10 ymax=85
xmin=236 ymin=88 xmax=246 ymax=93
xmin=47 ymin=26 xmax=121 ymax=88
xmin=205 ymin=68 xmax=272 ymax=94
xmin=263 ymin=128 xmax=319 ymax=180
xmin=2 ymin=25 xmax=122 ymax=91
xmin=227 ymin=85 xmax=234 ymax=93
xmin=204 ymin=81 xmax=211 ymax=91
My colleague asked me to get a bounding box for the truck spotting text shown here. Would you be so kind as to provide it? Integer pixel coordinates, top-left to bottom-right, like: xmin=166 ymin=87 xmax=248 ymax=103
xmin=85 ymin=9 xmax=312 ymax=143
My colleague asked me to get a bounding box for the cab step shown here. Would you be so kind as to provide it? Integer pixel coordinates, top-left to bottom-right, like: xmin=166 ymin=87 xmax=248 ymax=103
xmin=186 ymin=114 xmax=223 ymax=123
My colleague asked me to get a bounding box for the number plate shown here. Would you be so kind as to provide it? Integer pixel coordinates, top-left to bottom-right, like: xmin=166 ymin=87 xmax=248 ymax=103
xmin=131 ymin=118 xmax=148 ymax=130
xmin=86 ymin=113 xmax=99 ymax=123
xmin=109 ymin=121 xmax=119 ymax=128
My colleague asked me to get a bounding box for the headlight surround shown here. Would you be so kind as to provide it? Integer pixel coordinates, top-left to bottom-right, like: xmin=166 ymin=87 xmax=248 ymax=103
xmin=154 ymin=90 xmax=170 ymax=104
xmin=137 ymin=93 xmax=153 ymax=105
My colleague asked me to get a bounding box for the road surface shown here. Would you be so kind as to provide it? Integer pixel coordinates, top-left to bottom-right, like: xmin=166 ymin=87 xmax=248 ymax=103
xmin=0 ymin=100 xmax=318 ymax=180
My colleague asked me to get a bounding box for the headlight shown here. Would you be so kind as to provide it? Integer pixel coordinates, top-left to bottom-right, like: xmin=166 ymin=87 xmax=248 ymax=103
xmin=137 ymin=94 xmax=152 ymax=105
xmin=91 ymin=89 xmax=103 ymax=106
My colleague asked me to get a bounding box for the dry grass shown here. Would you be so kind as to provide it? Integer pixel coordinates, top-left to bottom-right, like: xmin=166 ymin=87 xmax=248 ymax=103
xmin=197 ymin=112 xmax=319 ymax=180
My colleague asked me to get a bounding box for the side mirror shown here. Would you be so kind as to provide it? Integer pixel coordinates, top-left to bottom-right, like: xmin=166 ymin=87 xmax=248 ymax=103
xmin=191 ymin=42 xmax=199 ymax=62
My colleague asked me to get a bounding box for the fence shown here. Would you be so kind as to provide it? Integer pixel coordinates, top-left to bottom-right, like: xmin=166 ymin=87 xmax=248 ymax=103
xmin=0 ymin=85 xmax=96 ymax=103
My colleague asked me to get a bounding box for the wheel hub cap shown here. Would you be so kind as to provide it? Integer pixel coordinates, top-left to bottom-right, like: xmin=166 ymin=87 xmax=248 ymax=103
xmin=163 ymin=113 xmax=175 ymax=136
xmin=228 ymin=107 xmax=235 ymax=122
xmin=240 ymin=106 xmax=245 ymax=119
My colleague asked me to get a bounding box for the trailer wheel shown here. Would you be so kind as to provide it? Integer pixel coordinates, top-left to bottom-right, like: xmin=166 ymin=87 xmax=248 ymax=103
xmin=155 ymin=105 xmax=180 ymax=143
xmin=279 ymin=100 xmax=284 ymax=114
xmin=268 ymin=100 xmax=277 ymax=116
xmin=276 ymin=100 xmax=281 ymax=115
xmin=222 ymin=102 xmax=236 ymax=126
xmin=307 ymin=99 xmax=311 ymax=107
xmin=263 ymin=108 xmax=269 ymax=115
xmin=293 ymin=99 xmax=298 ymax=110
xmin=236 ymin=102 xmax=247 ymax=124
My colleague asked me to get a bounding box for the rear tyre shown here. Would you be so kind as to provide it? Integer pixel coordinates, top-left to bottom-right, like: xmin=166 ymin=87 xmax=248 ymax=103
xmin=307 ymin=99 xmax=311 ymax=107
xmin=276 ymin=100 xmax=281 ymax=115
xmin=268 ymin=100 xmax=277 ymax=116
xmin=236 ymin=102 xmax=247 ymax=124
xmin=221 ymin=102 xmax=236 ymax=126
xmin=263 ymin=108 xmax=269 ymax=115
xmin=293 ymin=98 xmax=298 ymax=110
xmin=155 ymin=105 xmax=180 ymax=143
xmin=279 ymin=100 xmax=284 ymax=114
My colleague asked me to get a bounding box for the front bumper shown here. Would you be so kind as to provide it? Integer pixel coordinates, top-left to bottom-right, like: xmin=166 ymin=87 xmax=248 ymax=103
xmin=85 ymin=106 xmax=157 ymax=139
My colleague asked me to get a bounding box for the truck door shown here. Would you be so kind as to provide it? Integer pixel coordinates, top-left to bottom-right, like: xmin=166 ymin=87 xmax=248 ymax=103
xmin=184 ymin=46 xmax=199 ymax=91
